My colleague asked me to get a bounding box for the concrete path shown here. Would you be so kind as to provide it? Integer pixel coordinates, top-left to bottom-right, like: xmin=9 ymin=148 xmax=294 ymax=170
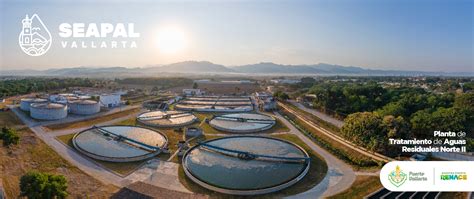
xmin=125 ymin=159 xmax=191 ymax=193
xmin=288 ymin=100 xmax=344 ymax=128
xmin=273 ymin=112 xmax=356 ymax=198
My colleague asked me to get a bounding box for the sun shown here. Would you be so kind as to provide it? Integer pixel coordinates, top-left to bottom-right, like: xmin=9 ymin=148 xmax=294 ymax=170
xmin=156 ymin=26 xmax=187 ymax=54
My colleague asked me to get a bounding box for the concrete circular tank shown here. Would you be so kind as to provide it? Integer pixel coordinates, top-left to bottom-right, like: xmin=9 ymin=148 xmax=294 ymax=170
xmin=137 ymin=110 xmax=197 ymax=128
xmin=30 ymin=103 xmax=67 ymax=120
xmin=182 ymin=136 xmax=311 ymax=195
xmin=69 ymin=100 xmax=100 ymax=115
xmin=209 ymin=113 xmax=276 ymax=133
xmin=73 ymin=125 xmax=168 ymax=162
xmin=20 ymin=98 xmax=48 ymax=111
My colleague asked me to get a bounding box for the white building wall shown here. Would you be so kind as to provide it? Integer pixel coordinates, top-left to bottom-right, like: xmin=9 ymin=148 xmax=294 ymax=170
xmin=100 ymin=94 xmax=121 ymax=107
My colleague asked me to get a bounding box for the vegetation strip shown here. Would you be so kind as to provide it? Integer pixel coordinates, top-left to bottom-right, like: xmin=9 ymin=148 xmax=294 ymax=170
xmin=279 ymin=102 xmax=392 ymax=162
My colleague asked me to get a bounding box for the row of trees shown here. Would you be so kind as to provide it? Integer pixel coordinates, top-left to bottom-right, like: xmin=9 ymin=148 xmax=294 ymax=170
xmin=308 ymin=82 xmax=459 ymax=117
xmin=0 ymin=127 xmax=20 ymax=146
xmin=309 ymin=82 xmax=395 ymax=115
xmin=0 ymin=78 xmax=95 ymax=97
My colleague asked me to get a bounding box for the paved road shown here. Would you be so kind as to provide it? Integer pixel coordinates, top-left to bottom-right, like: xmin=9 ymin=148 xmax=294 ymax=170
xmin=273 ymin=112 xmax=356 ymax=198
xmin=288 ymin=100 xmax=344 ymax=128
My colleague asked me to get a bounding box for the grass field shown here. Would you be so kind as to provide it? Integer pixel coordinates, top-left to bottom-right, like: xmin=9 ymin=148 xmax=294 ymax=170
xmin=45 ymin=107 xmax=141 ymax=131
xmin=0 ymin=121 xmax=117 ymax=198
xmin=178 ymin=133 xmax=328 ymax=198
xmin=327 ymin=175 xmax=382 ymax=199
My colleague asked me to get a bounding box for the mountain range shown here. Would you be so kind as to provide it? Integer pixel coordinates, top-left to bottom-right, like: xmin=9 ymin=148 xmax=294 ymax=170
xmin=1 ymin=61 xmax=472 ymax=77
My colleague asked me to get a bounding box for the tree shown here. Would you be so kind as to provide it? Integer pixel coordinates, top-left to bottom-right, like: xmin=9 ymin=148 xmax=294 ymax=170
xmin=376 ymin=102 xmax=406 ymax=117
xmin=453 ymin=93 xmax=474 ymax=132
xmin=20 ymin=171 xmax=68 ymax=199
xmin=192 ymin=82 xmax=198 ymax=89
xmin=273 ymin=90 xmax=289 ymax=100
xmin=454 ymin=93 xmax=474 ymax=113
xmin=1 ymin=127 xmax=20 ymax=146
xmin=411 ymin=107 xmax=467 ymax=138
xmin=342 ymin=112 xmax=411 ymax=156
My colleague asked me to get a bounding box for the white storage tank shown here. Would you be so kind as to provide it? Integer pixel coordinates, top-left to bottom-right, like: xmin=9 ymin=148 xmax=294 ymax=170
xmin=30 ymin=103 xmax=67 ymax=120
xmin=20 ymin=98 xmax=48 ymax=111
xmin=69 ymin=100 xmax=100 ymax=115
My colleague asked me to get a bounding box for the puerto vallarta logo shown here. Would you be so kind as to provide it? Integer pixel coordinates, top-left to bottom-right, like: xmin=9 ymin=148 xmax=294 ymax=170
xmin=18 ymin=14 xmax=52 ymax=56
xmin=388 ymin=165 xmax=407 ymax=187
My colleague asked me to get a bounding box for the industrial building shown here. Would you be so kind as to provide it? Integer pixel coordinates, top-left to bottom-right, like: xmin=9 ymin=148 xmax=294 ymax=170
xmin=182 ymin=136 xmax=310 ymax=195
xmin=30 ymin=103 xmax=68 ymax=120
xmin=209 ymin=113 xmax=276 ymax=133
xmin=68 ymin=100 xmax=100 ymax=115
xmin=183 ymin=89 xmax=205 ymax=96
xmin=73 ymin=125 xmax=168 ymax=162
xmin=255 ymin=92 xmax=277 ymax=111
xmin=100 ymin=94 xmax=121 ymax=108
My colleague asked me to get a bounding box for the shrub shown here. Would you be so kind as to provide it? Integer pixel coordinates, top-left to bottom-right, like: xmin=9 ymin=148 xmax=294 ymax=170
xmin=20 ymin=171 xmax=68 ymax=199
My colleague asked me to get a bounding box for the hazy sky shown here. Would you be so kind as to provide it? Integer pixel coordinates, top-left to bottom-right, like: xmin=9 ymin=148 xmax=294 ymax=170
xmin=0 ymin=0 xmax=472 ymax=72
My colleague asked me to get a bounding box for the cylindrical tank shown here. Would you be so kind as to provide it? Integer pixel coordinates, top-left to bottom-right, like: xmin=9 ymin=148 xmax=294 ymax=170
xmin=30 ymin=103 xmax=67 ymax=120
xmin=20 ymin=98 xmax=48 ymax=111
xmin=68 ymin=100 xmax=100 ymax=115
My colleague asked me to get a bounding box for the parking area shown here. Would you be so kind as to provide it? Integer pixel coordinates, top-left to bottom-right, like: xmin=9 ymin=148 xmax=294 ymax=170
xmin=366 ymin=188 xmax=440 ymax=199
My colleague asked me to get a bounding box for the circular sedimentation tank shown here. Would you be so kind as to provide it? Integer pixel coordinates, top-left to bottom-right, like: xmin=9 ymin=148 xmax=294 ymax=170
xmin=137 ymin=110 xmax=197 ymax=128
xmin=30 ymin=103 xmax=67 ymax=120
xmin=69 ymin=100 xmax=100 ymax=115
xmin=209 ymin=113 xmax=276 ymax=133
xmin=73 ymin=125 xmax=168 ymax=162
xmin=175 ymin=96 xmax=253 ymax=112
xmin=183 ymin=136 xmax=310 ymax=195
xmin=20 ymin=98 xmax=48 ymax=111
xmin=175 ymin=104 xmax=253 ymax=112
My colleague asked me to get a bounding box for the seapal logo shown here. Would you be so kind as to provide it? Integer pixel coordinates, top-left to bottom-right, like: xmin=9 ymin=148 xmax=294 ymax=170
xmin=18 ymin=14 xmax=52 ymax=56
xmin=58 ymin=23 xmax=140 ymax=49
